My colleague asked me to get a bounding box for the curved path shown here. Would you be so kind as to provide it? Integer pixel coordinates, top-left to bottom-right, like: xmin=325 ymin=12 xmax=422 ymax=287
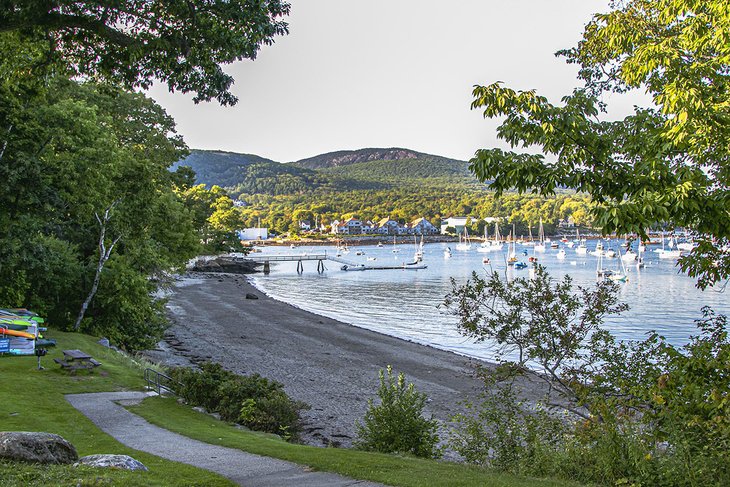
xmin=66 ymin=391 xmax=384 ymax=487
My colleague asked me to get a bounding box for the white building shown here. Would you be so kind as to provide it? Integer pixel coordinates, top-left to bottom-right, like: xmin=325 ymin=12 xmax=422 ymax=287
xmin=440 ymin=217 xmax=469 ymax=235
xmin=333 ymin=217 xmax=363 ymax=235
xmin=238 ymin=228 xmax=268 ymax=240
xmin=409 ymin=217 xmax=439 ymax=235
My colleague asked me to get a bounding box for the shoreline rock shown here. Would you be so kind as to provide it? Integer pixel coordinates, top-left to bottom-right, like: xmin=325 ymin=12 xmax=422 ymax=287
xmin=0 ymin=432 xmax=78 ymax=464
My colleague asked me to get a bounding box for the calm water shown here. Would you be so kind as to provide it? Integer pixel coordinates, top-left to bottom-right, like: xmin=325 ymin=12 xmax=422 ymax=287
xmin=248 ymin=241 xmax=729 ymax=362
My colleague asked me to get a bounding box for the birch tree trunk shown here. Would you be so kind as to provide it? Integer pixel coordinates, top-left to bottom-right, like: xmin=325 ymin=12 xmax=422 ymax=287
xmin=74 ymin=201 xmax=121 ymax=331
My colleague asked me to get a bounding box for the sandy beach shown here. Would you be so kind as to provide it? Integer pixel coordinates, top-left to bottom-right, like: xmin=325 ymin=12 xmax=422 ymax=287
xmin=145 ymin=272 xmax=496 ymax=449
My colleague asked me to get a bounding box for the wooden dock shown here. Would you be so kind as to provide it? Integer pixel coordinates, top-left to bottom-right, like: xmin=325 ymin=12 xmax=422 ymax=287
xmin=232 ymin=252 xmax=427 ymax=273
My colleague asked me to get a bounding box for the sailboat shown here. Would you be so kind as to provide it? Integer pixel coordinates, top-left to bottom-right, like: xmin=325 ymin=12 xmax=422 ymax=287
xmin=596 ymin=250 xmax=613 ymax=280
xmin=655 ymin=231 xmax=682 ymax=259
xmin=636 ymin=243 xmax=645 ymax=269
xmin=608 ymin=249 xmax=629 ymax=282
xmin=534 ymin=218 xmax=546 ymax=252
xmin=392 ymin=235 xmax=400 ymax=253
xmin=443 ymin=246 xmax=452 ymax=258
xmin=575 ymin=229 xmax=588 ymax=255
xmin=455 ymin=227 xmax=472 ymax=251
xmin=565 ymin=228 xmax=577 ymax=248
xmin=523 ymin=224 xmax=535 ymax=247
xmin=622 ymin=247 xmax=638 ymax=263
xmin=507 ymin=226 xmax=527 ymax=267
xmin=556 ymin=247 xmax=566 ymax=259
xmin=478 ymin=222 xmax=502 ymax=252
xmin=413 ymin=235 xmax=424 ymax=262
xmin=590 ymin=240 xmax=605 ymax=257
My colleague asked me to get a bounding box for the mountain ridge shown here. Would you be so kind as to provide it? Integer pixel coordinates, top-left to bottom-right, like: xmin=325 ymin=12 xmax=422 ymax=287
xmin=174 ymin=147 xmax=479 ymax=195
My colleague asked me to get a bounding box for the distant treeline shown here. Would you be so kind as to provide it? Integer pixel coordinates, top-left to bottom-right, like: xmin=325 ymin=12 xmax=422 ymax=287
xmin=235 ymin=189 xmax=593 ymax=236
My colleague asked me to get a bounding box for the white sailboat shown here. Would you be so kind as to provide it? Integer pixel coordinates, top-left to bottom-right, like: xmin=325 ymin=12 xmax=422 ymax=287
xmin=534 ymin=218 xmax=546 ymax=252
xmin=656 ymin=232 xmax=682 ymax=259
xmin=413 ymin=235 xmax=424 ymax=262
xmin=590 ymin=240 xmax=605 ymax=257
xmin=622 ymin=248 xmax=638 ymax=263
xmin=596 ymin=250 xmax=613 ymax=280
xmin=478 ymin=222 xmax=503 ymax=252
xmin=608 ymin=249 xmax=628 ymax=282
xmin=523 ymin=224 xmax=535 ymax=247
xmin=636 ymin=243 xmax=645 ymax=269
xmin=575 ymin=229 xmax=588 ymax=255
xmin=392 ymin=235 xmax=400 ymax=253
xmin=556 ymin=248 xmax=566 ymax=259
xmin=455 ymin=227 xmax=472 ymax=251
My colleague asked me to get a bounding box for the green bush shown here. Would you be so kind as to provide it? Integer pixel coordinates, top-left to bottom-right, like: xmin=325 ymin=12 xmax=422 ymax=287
xmin=446 ymin=263 xmax=730 ymax=487
xmin=355 ymin=366 xmax=440 ymax=458
xmin=239 ymin=391 xmax=308 ymax=439
xmin=169 ymin=362 xmax=308 ymax=440
xmin=449 ymin=382 xmax=566 ymax=472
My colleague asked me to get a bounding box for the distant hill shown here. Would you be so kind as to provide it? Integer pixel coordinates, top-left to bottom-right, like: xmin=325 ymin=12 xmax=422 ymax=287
xmin=291 ymin=148 xmax=425 ymax=169
xmin=293 ymin=147 xmax=479 ymax=188
xmin=174 ymin=147 xmax=482 ymax=195
xmin=173 ymin=150 xmax=329 ymax=195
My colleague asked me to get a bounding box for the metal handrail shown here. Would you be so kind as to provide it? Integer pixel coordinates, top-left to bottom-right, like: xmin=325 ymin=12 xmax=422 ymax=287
xmin=144 ymin=368 xmax=182 ymax=396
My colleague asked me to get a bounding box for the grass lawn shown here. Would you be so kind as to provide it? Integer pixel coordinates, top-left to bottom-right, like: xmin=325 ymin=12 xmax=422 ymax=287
xmin=0 ymin=330 xmax=233 ymax=486
xmin=129 ymin=396 xmax=581 ymax=487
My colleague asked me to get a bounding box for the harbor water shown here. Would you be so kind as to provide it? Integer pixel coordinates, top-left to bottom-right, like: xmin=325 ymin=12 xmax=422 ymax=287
xmin=249 ymin=241 xmax=729 ymax=362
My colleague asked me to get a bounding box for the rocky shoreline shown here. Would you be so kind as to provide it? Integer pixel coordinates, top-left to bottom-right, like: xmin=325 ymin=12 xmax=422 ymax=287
xmin=143 ymin=272 xmax=538 ymax=451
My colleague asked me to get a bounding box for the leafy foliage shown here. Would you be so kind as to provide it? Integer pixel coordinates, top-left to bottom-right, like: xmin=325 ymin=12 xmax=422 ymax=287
xmin=469 ymin=0 xmax=730 ymax=288
xmin=355 ymin=366 xmax=441 ymax=458
xmin=0 ymin=75 xmax=200 ymax=347
xmin=1 ymin=0 xmax=290 ymax=105
xmin=445 ymin=267 xmax=730 ymax=486
xmin=169 ymin=362 xmax=309 ymax=439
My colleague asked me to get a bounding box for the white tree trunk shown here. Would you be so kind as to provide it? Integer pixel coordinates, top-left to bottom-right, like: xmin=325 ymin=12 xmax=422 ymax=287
xmin=74 ymin=202 xmax=121 ymax=331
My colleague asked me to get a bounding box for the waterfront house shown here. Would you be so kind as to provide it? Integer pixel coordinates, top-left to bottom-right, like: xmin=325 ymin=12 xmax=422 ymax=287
xmin=375 ymin=217 xmax=402 ymax=235
xmin=333 ymin=217 xmax=363 ymax=235
xmin=409 ymin=217 xmax=439 ymax=235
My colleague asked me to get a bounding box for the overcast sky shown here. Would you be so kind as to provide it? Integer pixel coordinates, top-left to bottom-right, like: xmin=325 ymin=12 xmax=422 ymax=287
xmin=147 ymin=0 xmax=641 ymax=163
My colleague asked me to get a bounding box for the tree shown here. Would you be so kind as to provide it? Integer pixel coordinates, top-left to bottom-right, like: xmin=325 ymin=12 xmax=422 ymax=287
xmin=74 ymin=200 xmax=121 ymax=331
xmin=469 ymin=0 xmax=730 ymax=289
xmin=445 ymin=268 xmax=730 ymax=485
xmin=443 ymin=266 xmax=628 ymax=418
xmin=0 ymin=77 xmax=200 ymax=348
xmin=1 ymin=0 xmax=290 ymax=105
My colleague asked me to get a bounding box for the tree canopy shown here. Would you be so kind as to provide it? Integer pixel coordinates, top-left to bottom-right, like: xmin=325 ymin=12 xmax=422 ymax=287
xmin=0 ymin=0 xmax=290 ymax=105
xmin=469 ymin=0 xmax=730 ymax=288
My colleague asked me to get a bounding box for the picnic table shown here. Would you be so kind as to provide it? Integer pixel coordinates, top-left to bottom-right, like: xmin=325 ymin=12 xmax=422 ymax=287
xmin=54 ymin=349 xmax=102 ymax=373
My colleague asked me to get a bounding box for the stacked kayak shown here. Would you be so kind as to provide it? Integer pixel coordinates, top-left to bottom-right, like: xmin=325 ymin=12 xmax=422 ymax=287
xmin=0 ymin=309 xmax=55 ymax=355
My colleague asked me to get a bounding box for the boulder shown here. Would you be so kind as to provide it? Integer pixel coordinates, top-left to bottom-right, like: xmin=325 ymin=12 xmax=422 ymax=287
xmin=245 ymin=293 xmax=259 ymax=300
xmin=0 ymin=432 xmax=78 ymax=464
xmin=191 ymin=257 xmax=261 ymax=274
xmin=75 ymin=454 xmax=148 ymax=471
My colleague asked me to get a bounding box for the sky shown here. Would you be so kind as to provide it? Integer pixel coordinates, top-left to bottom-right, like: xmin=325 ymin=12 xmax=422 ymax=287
xmin=147 ymin=0 xmax=642 ymax=163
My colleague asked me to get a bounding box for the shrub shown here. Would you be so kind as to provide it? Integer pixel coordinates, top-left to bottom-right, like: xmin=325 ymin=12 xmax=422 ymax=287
xmin=451 ymin=385 xmax=565 ymax=471
xmin=355 ymin=366 xmax=440 ymax=458
xmin=445 ymin=265 xmax=730 ymax=486
xmin=168 ymin=362 xmax=308 ymax=440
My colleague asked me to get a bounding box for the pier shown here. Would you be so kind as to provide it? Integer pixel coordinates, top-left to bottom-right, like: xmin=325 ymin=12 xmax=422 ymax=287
xmin=234 ymin=251 xmax=427 ymax=274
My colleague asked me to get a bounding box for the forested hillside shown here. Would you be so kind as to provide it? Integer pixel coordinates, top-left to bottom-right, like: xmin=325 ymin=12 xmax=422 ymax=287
xmin=178 ymin=147 xmax=480 ymax=194
xmin=172 ymin=150 xmax=331 ymax=194
xmin=174 ymin=147 xmax=591 ymax=235
xmin=292 ymin=148 xmax=425 ymax=169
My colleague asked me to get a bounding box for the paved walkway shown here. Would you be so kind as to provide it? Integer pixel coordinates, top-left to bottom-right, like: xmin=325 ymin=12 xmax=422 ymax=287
xmin=66 ymin=391 xmax=384 ymax=487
